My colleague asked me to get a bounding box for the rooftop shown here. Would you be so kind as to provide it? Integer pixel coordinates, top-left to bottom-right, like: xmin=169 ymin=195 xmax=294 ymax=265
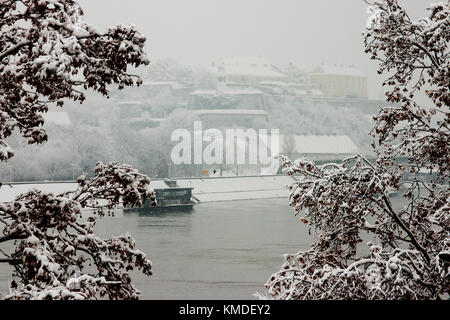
xmin=217 ymin=57 xmax=288 ymax=79
xmin=190 ymin=89 xmax=263 ymax=96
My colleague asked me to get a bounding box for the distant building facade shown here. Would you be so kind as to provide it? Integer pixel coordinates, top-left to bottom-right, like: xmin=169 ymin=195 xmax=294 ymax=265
xmin=309 ymin=64 xmax=368 ymax=98
xmin=186 ymin=87 xmax=269 ymax=129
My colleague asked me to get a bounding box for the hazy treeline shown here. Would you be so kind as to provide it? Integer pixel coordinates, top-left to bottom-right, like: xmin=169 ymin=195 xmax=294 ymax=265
xmin=0 ymin=108 xmax=197 ymax=182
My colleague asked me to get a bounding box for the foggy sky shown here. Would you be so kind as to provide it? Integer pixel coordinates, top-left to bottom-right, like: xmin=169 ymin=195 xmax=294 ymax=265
xmin=77 ymin=0 xmax=434 ymax=99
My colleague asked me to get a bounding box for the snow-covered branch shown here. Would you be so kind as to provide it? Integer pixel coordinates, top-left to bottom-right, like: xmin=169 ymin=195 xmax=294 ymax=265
xmin=0 ymin=0 xmax=150 ymax=159
xmin=0 ymin=1 xmax=157 ymax=300
xmin=1 ymin=162 xmax=155 ymax=300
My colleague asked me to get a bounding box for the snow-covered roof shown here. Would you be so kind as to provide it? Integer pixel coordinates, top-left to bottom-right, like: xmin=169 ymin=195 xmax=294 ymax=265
xmin=43 ymin=111 xmax=71 ymax=126
xmin=217 ymin=57 xmax=288 ymax=79
xmin=281 ymin=135 xmax=358 ymax=154
xmin=310 ymin=65 xmax=366 ymax=78
xmin=193 ymin=109 xmax=268 ymax=116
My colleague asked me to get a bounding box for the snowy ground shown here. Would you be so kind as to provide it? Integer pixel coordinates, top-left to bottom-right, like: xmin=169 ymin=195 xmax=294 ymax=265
xmin=0 ymin=175 xmax=294 ymax=203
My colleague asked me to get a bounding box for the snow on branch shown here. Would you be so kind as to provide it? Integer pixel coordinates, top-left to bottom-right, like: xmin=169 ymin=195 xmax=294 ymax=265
xmin=0 ymin=1 xmax=157 ymax=300
xmin=0 ymin=0 xmax=150 ymax=159
xmin=1 ymin=162 xmax=155 ymax=300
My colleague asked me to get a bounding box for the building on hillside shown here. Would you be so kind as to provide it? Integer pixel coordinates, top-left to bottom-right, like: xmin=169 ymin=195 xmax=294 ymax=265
xmin=215 ymin=57 xmax=288 ymax=86
xmin=113 ymin=80 xmax=193 ymax=121
xmin=309 ymin=64 xmax=368 ymax=98
xmin=280 ymin=134 xmax=358 ymax=163
xmin=192 ymin=109 xmax=269 ymax=129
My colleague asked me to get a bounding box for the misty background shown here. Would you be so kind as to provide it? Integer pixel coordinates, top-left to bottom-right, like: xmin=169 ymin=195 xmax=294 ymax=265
xmin=0 ymin=0 xmax=436 ymax=182
xmin=79 ymin=0 xmax=433 ymax=99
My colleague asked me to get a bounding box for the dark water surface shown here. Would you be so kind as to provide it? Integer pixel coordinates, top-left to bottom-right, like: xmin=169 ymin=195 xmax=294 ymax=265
xmin=102 ymin=198 xmax=311 ymax=300
xmin=0 ymin=198 xmax=311 ymax=299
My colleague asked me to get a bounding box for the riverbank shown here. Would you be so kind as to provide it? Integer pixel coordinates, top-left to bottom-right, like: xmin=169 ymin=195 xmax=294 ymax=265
xmin=0 ymin=175 xmax=295 ymax=203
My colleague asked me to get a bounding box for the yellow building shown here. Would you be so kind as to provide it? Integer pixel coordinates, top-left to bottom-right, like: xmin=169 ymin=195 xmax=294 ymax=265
xmin=309 ymin=64 xmax=368 ymax=98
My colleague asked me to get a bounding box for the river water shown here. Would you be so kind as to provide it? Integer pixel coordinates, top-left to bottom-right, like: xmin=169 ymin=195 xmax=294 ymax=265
xmin=0 ymin=198 xmax=312 ymax=299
